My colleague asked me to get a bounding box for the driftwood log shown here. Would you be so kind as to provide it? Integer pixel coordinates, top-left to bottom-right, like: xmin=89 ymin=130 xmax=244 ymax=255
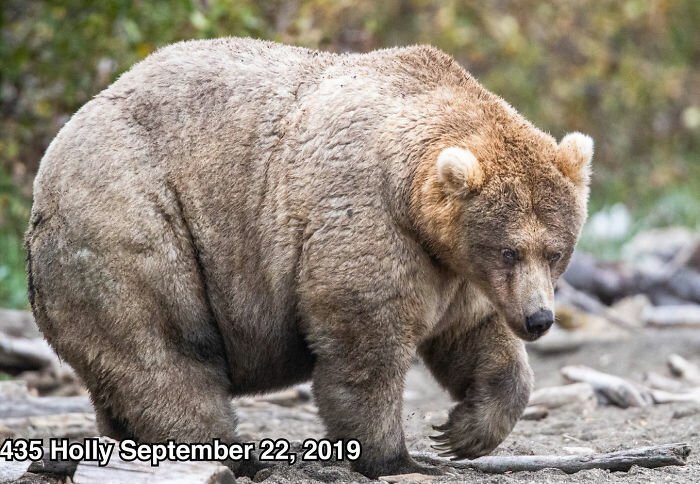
xmin=72 ymin=442 xmax=236 ymax=484
xmin=0 ymin=336 xmax=58 ymax=371
xmin=0 ymin=395 xmax=93 ymax=419
xmin=644 ymin=371 xmax=691 ymax=393
xmin=645 ymin=305 xmax=700 ymax=328
xmin=415 ymin=442 xmax=691 ymax=474
xmin=0 ymin=380 xmax=93 ymax=421
xmin=73 ymin=461 xmax=236 ymax=484
xmin=0 ymin=412 xmax=96 ymax=439
xmin=562 ymin=241 xmax=700 ymax=306
xmin=560 ymin=365 xmax=653 ymax=407
xmin=528 ymin=382 xmax=597 ymax=410
xmin=16 ymin=442 xmax=692 ymax=482
xmin=651 ymin=389 xmax=700 ymax=405
xmin=0 ymin=309 xmax=40 ymax=338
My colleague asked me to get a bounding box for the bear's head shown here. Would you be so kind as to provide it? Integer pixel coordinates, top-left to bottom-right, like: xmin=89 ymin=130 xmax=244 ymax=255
xmin=415 ymin=117 xmax=593 ymax=341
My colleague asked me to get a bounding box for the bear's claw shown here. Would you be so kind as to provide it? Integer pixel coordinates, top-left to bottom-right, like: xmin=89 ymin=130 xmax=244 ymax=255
xmin=429 ymin=418 xmax=497 ymax=461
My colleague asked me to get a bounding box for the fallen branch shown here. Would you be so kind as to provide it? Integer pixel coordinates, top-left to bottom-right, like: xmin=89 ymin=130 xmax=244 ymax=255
xmin=414 ymin=442 xmax=690 ymax=474
xmin=645 ymin=305 xmax=700 ymax=328
xmin=643 ymin=371 xmax=691 ymax=393
xmin=529 ymin=383 xmax=597 ymax=410
xmin=0 ymin=395 xmax=93 ymax=419
xmin=668 ymin=354 xmax=700 ymax=385
xmin=0 ymin=412 xmax=96 ymax=439
xmin=560 ymin=365 xmax=652 ymax=408
xmin=0 ymin=336 xmax=59 ymax=371
xmin=0 ymin=309 xmax=40 ymax=338
xmin=73 ymin=438 xmax=235 ymax=484
xmin=651 ymin=389 xmax=700 ymax=405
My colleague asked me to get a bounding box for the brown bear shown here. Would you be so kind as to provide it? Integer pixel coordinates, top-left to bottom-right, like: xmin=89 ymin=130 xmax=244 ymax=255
xmin=25 ymin=38 xmax=593 ymax=478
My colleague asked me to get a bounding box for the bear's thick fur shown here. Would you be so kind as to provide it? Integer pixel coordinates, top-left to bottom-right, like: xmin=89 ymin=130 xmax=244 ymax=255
xmin=26 ymin=38 xmax=592 ymax=477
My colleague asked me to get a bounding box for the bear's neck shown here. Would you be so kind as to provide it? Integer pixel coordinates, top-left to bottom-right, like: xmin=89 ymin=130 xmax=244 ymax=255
xmin=407 ymin=150 xmax=465 ymax=271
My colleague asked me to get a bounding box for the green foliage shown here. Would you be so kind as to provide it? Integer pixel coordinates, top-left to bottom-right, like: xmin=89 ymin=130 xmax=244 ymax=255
xmin=1 ymin=0 xmax=699 ymax=307
xmin=0 ymin=166 xmax=30 ymax=308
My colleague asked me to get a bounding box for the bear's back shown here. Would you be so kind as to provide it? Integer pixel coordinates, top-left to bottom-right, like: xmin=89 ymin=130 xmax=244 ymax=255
xmin=103 ymin=37 xmax=474 ymax=115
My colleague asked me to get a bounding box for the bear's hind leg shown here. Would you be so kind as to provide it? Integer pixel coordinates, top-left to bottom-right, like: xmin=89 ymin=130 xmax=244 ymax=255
xmin=26 ymin=210 xmax=265 ymax=477
xmin=94 ymin=406 xmax=133 ymax=441
xmin=88 ymin=305 xmax=269 ymax=476
xmin=86 ymin=346 xmax=266 ymax=477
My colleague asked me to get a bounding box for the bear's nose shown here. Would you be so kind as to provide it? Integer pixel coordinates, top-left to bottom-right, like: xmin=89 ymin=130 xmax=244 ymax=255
xmin=525 ymin=309 xmax=554 ymax=335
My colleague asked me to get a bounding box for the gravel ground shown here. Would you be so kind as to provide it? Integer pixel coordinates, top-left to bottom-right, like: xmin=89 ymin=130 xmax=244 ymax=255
xmin=238 ymin=329 xmax=700 ymax=483
xmin=9 ymin=329 xmax=700 ymax=483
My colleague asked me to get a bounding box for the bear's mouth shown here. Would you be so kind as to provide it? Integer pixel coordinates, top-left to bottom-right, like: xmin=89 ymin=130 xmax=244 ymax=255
xmin=522 ymin=327 xmax=549 ymax=341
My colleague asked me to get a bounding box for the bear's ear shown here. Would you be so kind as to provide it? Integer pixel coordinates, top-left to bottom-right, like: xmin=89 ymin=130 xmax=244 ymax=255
xmin=436 ymin=147 xmax=484 ymax=195
xmin=555 ymin=132 xmax=594 ymax=187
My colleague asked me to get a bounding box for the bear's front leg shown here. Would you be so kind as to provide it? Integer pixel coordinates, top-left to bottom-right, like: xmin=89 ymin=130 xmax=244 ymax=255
xmin=298 ymin=212 xmax=453 ymax=477
xmin=311 ymin=332 xmax=438 ymax=478
xmin=419 ymin=316 xmax=533 ymax=459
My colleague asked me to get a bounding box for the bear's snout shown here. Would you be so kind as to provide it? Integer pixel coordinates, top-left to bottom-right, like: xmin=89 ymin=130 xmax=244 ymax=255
xmin=525 ymin=309 xmax=554 ymax=337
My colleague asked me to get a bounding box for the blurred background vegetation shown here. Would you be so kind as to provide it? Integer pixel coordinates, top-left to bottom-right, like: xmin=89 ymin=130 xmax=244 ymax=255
xmin=1 ymin=0 xmax=699 ymax=308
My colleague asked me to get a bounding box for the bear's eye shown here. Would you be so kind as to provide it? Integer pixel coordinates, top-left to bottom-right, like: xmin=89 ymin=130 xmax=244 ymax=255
xmin=501 ymin=248 xmax=518 ymax=265
xmin=547 ymin=252 xmax=562 ymax=264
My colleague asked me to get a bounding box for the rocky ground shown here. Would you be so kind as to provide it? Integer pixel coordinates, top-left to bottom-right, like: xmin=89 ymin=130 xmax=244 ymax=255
xmin=3 ymin=328 xmax=699 ymax=483
xmin=235 ymin=328 xmax=700 ymax=483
